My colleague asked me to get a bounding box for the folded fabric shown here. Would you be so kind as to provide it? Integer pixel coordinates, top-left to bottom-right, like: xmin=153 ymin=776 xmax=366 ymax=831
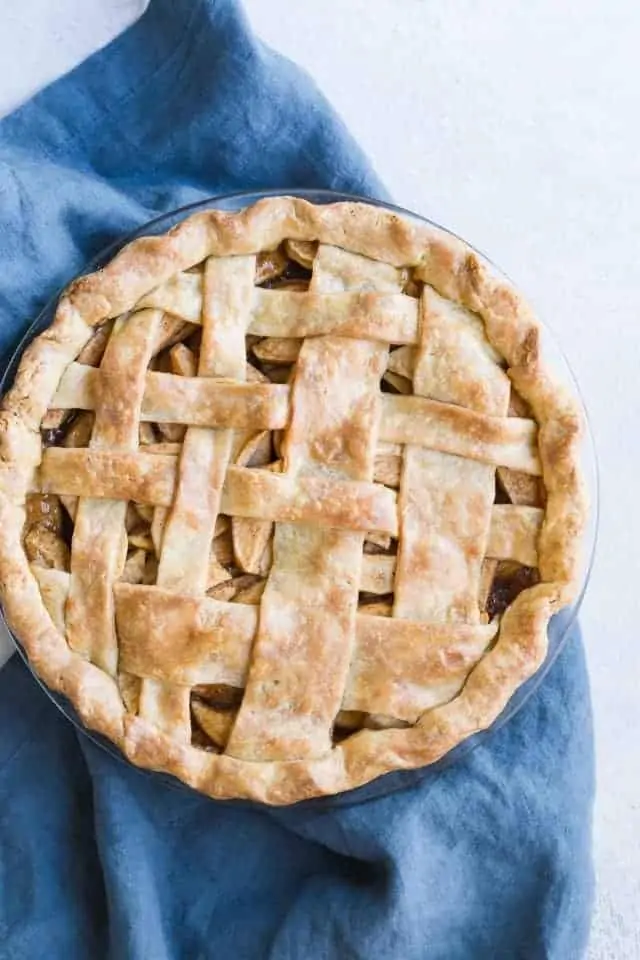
xmin=0 ymin=1 xmax=594 ymax=957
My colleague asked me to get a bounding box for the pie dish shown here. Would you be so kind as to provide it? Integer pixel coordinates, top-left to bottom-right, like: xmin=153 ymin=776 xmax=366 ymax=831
xmin=0 ymin=195 xmax=587 ymax=805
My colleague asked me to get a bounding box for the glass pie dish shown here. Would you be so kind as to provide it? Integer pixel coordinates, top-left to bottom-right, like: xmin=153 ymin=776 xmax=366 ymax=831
xmin=0 ymin=189 xmax=598 ymax=807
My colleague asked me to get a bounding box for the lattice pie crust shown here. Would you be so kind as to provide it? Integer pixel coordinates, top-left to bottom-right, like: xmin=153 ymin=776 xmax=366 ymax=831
xmin=0 ymin=198 xmax=586 ymax=804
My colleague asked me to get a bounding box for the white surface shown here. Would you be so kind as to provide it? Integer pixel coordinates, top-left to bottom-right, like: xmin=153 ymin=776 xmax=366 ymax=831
xmin=0 ymin=2 xmax=638 ymax=956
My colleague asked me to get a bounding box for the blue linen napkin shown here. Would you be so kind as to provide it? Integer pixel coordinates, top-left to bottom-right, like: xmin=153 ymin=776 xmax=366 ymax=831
xmin=0 ymin=2 xmax=594 ymax=957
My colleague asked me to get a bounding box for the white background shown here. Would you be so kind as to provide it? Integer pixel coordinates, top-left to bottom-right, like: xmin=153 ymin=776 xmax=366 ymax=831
xmin=0 ymin=2 xmax=638 ymax=957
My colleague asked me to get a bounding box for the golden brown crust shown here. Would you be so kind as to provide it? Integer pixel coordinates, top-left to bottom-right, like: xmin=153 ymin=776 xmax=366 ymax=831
xmin=379 ymin=396 xmax=542 ymax=474
xmin=227 ymin=250 xmax=390 ymax=762
xmin=40 ymin=449 xmax=399 ymax=533
xmin=359 ymin=506 xmax=542 ymax=592
xmin=55 ymin=362 xmax=291 ymax=430
xmin=0 ymin=197 xmax=587 ymax=804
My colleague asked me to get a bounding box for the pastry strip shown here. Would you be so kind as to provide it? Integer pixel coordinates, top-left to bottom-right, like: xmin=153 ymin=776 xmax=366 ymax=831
xmin=251 ymin=290 xmax=418 ymax=342
xmin=343 ymin=615 xmax=495 ymax=721
xmin=485 ymin=504 xmax=543 ymax=568
xmin=140 ymin=257 xmax=256 ymax=738
xmin=226 ymin=247 xmax=390 ymax=761
xmin=40 ymin=451 xmax=398 ymax=534
xmin=414 ymin=285 xmax=510 ymax=415
xmin=156 ymin=257 xmax=255 ymax=592
xmin=42 ymin=391 xmax=541 ymax=483
xmin=392 ymin=287 xmax=507 ymax=645
xmin=380 ymin=395 xmax=541 ymax=474
xmin=65 ymin=309 xmax=161 ymax=675
xmin=360 ymin=504 xmax=542 ymax=593
xmin=110 ymin=583 xmax=495 ymax=724
xmin=226 ymin=339 xmax=388 ymax=760
xmin=139 ymin=271 xmax=418 ymax=343
xmin=54 ymin=363 xmax=289 ymax=430
xmin=393 ymin=448 xmax=495 ymax=623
